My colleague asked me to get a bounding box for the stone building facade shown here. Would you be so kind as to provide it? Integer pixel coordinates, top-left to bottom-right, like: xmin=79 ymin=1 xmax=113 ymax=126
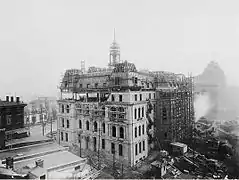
xmin=57 ymin=35 xmax=193 ymax=167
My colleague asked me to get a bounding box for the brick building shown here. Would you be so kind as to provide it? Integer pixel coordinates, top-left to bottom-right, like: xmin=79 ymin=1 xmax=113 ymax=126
xmin=0 ymin=96 xmax=29 ymax=148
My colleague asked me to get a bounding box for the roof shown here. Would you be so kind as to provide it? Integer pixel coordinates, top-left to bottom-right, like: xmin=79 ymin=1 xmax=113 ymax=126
xmin=170 ymin=142 xmax=187 ymax=148
xmin=14 ymin=150 xmax=85 ymax=171
xmin=0 ymin=142 xmax=64 ymax=160
xmin=0 ymin=101 xmax=27 ymax=107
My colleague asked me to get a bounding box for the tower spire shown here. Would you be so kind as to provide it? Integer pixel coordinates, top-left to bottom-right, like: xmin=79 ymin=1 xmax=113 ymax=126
xmin=108 ymin=28 xmax=120 ymax=68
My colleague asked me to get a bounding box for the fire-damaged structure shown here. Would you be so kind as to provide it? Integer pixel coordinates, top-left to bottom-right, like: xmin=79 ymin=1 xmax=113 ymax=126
xmin=57 ymin=32 xmax=194 ymax=167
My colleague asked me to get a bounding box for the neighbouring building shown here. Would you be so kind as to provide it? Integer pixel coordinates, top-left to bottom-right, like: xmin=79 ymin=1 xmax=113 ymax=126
xmin=0 ymin=141 xmax=95 ymax=179
xmin=0 ymin=96 xmax=29 ymax=149
xmin=57 ymin=32 xmax=194 ymax=167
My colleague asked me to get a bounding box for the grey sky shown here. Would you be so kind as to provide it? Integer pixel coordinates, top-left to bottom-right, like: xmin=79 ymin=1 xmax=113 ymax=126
xmin=0 ymin=0 xmax=239 ymax=101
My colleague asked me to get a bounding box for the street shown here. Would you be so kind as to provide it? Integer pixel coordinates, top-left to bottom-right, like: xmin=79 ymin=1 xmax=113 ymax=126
xmin=29 ymin=120 xmax=57 ymax=137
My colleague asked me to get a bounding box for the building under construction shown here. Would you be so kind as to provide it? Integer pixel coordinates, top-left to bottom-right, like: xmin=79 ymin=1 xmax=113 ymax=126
xmin=57 ymin=31 xmax=194 ymax=167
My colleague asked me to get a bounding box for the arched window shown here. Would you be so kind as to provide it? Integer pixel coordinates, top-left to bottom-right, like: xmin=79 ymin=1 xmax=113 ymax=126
xmin=93 ymin=137 xmax=97 ymax=151
xmin=61 ymin=105 xmax=64 ymax=113
xmin=102 ymin=123 xmax=105 ymax=133
xmin=134 ymin=108 xmax=137 ymax=119
xmin=120 ymin=127 xmax=124 ymax=138
xmin=66 ymin=120 xmax=69 ymax=128
xmin=119 ymin=144 xmax=123 ymax=156
xmin=61 ymin=118 xmax=64 ymax=127
xmin=86 ymin=121 xmax=89 ymax=130
xmin=135 ymin=127 xmax=137 ymax=138
xmin=112 ymin=126 xmax=116 ymax=137
xmin=79 ymin=120 xmax=82 ymax=129
xmin=111 ymin=143 xmax=115 ymax=154
xmin=66 ymin=105 xmax=70 ymax=113
xmin=94 ymin=121 xmax=98 ymax=132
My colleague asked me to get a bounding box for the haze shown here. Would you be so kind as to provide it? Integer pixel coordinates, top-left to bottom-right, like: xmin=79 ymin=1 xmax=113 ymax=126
xmin=0 ymin=0 xmax=239 ymax=101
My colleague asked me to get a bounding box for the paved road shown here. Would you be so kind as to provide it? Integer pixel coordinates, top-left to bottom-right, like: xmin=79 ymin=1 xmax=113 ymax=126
xmin=29 ymin=121 xmax=57 ymax=137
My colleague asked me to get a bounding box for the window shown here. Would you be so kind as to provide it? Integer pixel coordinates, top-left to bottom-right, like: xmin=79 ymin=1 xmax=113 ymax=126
xmin=95 ymin=83 xmax=98 ymax=88
xmin=94 ymin=121 xmax=98 ymax=132
xmin=134 ymin=108 xmax=137 ymax=119
xmin=115 ymin=77 xmax=120 ymax=85
xmin=142 ymin=107 xmax=144 ymax=117
xmin=87 ymin=84 xmax=90 ymax=88
xmin=135 ymin=144 xmax=138 ymax=156
xmin=103 ymin=83 xmax=107 ymax=87
xmin=111 ymin=143 xmax=115 ymax=154
xmin=138 ymin=108 xmax=140 ymax=118
xmin=65 ymin=133 xmax=68 ymax=142
xmin=66 ymin=105 xmax=70 ymax=113
xmin=149 ymin=93 xmax=151 ymax=99
xmin=79 ymin=120 xmax=82 ymax=129
xmin=140 ymin=94 xmax=142 ymax=101
xmin=61 ymin=104 xmax=64 ymax=113
xmin=119 ymin=144 xmax=123 ymax=156
xmin=78 ymin=134 xmax=81 ymax=143
xmin=143 ymin=141 xmax=145 ymax=151
xmin=102 ymin=139 xmax=105 ymax=149
xmin=134 ymin=77 xmax=138 ymax=84
xmin=112 ymin=95 xmax=115 ymax=102
xmin=86 ymin=137 xmax=89 ymax=149
xmin=61 ymin=132 xmax=63 ymax=141
xmin=86 ymin=121 xmax=89 ymax=130
xmin=67 ymin=120 xmax=70 ymax=128
xmin=62 ymin=118 xmax=64 ymax=127
xmin=163 ymin=107 xmax=167 ymax=122
xmin=135 ymin=94 xmax=137 ymax=101
xmin=102 ymin=123 xmax=105 ymax=133
xmin=79 ymin=84 xmax=83 ymax=88
xmin=139 ymin=126 xmax=141 ymax=136
xmin=135 ymin=127 xmax=137 ymax=138
xmin=6 ymin=115 xmax=12 ymax=125
xmin=93 ymin=137 xmax=97 ymax=151
xmin=112 ymin=126 xmax=116 ymax=137
xmin=142 ymin=124 xmax=145 ymax=135
xmin=139 ymin=142 xmax=142 ymax=153
xmin=119 ymin=95 xmax=122 ymax=102
xmin=154 ymin=93 xmax=156 ymax=99
xmin=120 ymin=127 xmax=124 ymax=138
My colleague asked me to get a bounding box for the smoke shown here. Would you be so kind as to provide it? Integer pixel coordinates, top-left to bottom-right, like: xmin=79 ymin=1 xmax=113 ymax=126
xmin=194 ymin=94 xmax=212 ymax=122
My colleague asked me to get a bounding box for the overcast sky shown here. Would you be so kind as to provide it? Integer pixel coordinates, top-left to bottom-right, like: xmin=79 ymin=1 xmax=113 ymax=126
xmin=0 ymin=0 xmax=239 ymax=101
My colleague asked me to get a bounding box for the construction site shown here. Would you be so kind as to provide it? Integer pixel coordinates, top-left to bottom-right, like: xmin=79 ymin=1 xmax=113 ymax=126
xmin=54 ymin=31 xmax=209 ymax=179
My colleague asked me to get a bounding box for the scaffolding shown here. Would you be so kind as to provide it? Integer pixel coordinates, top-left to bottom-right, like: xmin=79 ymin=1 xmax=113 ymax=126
xmin=155 ymin=73 xmax=194 ymax=146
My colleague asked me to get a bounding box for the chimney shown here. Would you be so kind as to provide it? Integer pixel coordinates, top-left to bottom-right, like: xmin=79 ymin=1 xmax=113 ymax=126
xmin=6 ymin=96 xmax=9 ymax=102
xmin=16 ymin=96 xmax=20 ymax=103
xmin=10 ymin=96 xmax=14 ymax=102
xmin=35 ymin=159 xmax=44 ymax=168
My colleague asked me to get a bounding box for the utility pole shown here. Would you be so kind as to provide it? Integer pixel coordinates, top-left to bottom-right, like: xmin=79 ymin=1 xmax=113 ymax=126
xmin=50 ymin=116 xmax=53 ymax=138
xmin=112 ymin=148 xmax=116 ymax=178
xmin=40 ymin=105 xmax=45 ymax=136
xmin=98 ymin=126 xmax=101 ymax=170
xmin=121 ymin=163 xmax=124 ymax=178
